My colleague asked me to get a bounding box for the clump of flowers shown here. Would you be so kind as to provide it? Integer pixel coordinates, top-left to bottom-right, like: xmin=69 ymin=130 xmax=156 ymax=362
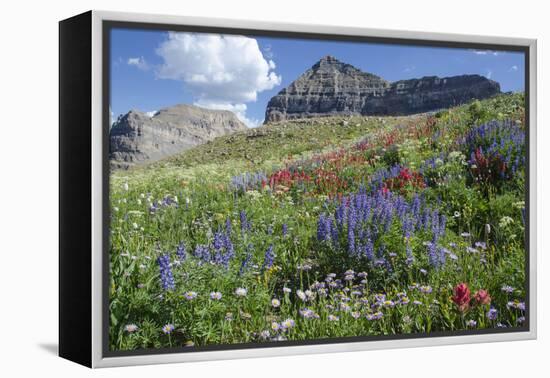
xmin=317 ymin=188 xmax=447 ymax=271
xmin=124 ymin=324 xmax=138 ymax=333
xmin=268 ymin=168 xmax=311 ymax=191
xmin=183 ymin=291 xmax=198 ymax=300
xmin=210 ymin=291 xmax=222 ymax=300
xmin=501 ymin=284 xmax=514 ymax=294
xmin=176 ymin=242 xmax=186 ymax=261
xmin=474 ymin=289 xmax=491 ymax=305
xmin=384 ymin=167 xmax=426 ymax=193
xmin=157 ymin=254 xmax=175 ymax=291
xmin=462 ymin=120 xmax=525 ymax=192
xmin=281 ymin=318 xmax=295 ymax=330
xmin=230 ymin=172 xmax=268 ymax=193
xmin=263 ymin=245 xmax=276 ymax=270
xmin=487 ymin=308 xmax=498 ymax=321
xmin=452 ymin=282 xmax=471 ymax=312
xmin=149 ymin=195 xmax=178 ymax=215
xmin=235 ymin=287 xmax=248 ymax=297
xmin=162 ymin=324 xmax=175 ymax=334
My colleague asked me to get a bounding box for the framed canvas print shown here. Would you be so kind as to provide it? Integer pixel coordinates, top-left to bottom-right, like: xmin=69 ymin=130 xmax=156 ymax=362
xmin=59 ymin=10 xmax=537 ymax=368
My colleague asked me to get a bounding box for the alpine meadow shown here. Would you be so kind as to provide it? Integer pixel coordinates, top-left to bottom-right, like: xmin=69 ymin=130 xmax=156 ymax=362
xmin=108 ymin=33 xmax=527 ymax=352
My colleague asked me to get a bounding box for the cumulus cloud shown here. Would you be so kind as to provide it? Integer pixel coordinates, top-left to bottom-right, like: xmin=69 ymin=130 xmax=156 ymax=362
xmin=155 ymin=32 xmax=281 ymax=127
xmin=127 ymin=56 xmax=150 ymax=71
xmin=509 ymin=65 xmax=519 ymax=72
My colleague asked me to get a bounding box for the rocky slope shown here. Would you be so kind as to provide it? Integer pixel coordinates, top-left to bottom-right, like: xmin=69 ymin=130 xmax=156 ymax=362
xmin=265 ymin=55 xmax=501 ymax=122
xmin=110 ymin=104 xmax=246 ymax=168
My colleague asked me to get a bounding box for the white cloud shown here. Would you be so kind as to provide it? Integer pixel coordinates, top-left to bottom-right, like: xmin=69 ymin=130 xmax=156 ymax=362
xmin=155 ymin=32 xmax=281 ymax=127
xmin=509 ymin=65 xmax=519 ymax=72
xmin=195 ymin=100 xmax=262 ymax=128
xmin=263 ymin=44 xmax=274 ymax=59
xmin=127 ymin=56 xmax=150 ymax=71
xmin=471 ymin=49 xmax=500 ymax=56
xmin=403 ymin=65 xmax=416 ymax=73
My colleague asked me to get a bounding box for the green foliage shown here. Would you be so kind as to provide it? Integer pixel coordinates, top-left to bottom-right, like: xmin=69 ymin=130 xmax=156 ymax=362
xmin=382 ymin=145 xmax=401 ymax=166
xmin=109 ymin=93 xmax=527 ymax=351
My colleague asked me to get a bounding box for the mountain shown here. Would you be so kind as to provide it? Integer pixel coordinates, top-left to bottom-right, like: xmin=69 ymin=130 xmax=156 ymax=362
xmin=265 ymin=55 xmax=501 ymax=122
xmin=110 ymin=104 xmax=247 ymax=168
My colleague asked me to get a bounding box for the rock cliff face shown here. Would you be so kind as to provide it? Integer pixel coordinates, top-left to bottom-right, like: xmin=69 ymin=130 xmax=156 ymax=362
xmin=265 ymin=56 xmax=501 ymax=122
xmin=110 ymin=104 xmax=246 ymax=168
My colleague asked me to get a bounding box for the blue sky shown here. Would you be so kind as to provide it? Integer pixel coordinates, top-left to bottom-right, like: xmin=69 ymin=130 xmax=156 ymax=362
xmin=110 ymin=28 xmax=525 ymax=127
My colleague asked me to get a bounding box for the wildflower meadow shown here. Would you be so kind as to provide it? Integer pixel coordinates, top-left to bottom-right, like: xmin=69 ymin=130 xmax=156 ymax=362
xmin=109 ymin=93 xmax=527 ymax=351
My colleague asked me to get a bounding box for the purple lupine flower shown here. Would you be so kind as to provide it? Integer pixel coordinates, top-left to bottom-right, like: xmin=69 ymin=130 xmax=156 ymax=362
xmin=348 ymin=227 xmax=356 ymax=256
xmin=362 ymin=239 xmax=374 ymax=261
xmin=225 ymin=217 xmax=232 ymax=235
xmin=176 ymin=242 xmax=186 ymax=261
xmin=431 ymin=209 xmax=440 ymax=241
xmin=240 ymin=210 xmax=249 ymax=231
xmin=230 ymin=171 xmax=268 ymax=193
xmin=439 ymin=215 xmax=447 ymax=237
xmin=335 ymin=203 xmax=346 ymax=228
xmin=239 ymin=251 xmax=252 ymax=275
xmin=263 ymin=245 xmax=275 ymax=269
xmin=221 ymin=233 xmax=234 ymax=268
xmin=427 ymin=241 xmax=439 ymax=268
xmin=438 ymin=245 xmax=446 ymax=267
xmin=194 ymin=244 xmax=211 ymax=264
xmin=282 ymin=223 xmax=288 ymax=237
xmin=157 ymin=254 xmax=175 ymax=291
xmin=213 ymin=231 xmax=224 ymax=265
xmin=330 ymin=218 xmax=339 ymax=245
xmin=317 ymin=213 xmax=328 ymax=242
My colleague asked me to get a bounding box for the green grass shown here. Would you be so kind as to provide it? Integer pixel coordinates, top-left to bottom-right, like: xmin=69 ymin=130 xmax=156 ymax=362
xmin=109 ymin=93 xmax=527 ymax=351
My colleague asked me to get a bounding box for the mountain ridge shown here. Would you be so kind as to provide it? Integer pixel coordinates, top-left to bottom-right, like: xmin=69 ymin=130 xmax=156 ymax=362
xmin=110 ymin=104 xmax=247 ymax=169
xmin=265 ymin=55 xmax=501 ymax=122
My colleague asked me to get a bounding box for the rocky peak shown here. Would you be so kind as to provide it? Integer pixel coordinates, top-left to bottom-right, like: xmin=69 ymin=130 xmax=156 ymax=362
xmin=313 ymin=55 xmax=348 ymax=71
xmin=265 ymin=56 xmax=500 ymax=122
xmin=110 ymin=104 xmax=246 ymax=169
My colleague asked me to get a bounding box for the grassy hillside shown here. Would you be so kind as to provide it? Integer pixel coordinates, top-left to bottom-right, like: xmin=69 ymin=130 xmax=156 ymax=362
xmin=109 ymin=93 xmax=527 ymax=351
